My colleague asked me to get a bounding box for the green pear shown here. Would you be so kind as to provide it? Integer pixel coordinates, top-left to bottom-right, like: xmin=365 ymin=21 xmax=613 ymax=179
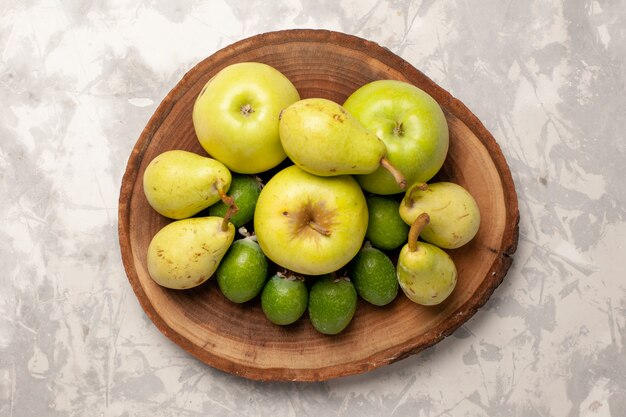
xmin=399 ymin=182 xmax=480 ymax=249
xmin=143 ymin=150 xmax=232 ymax=219
xmin=278 ymin=98 xmax=406 ymax=187
xmin=397 ymin=213 xmax=457 ymax=305
xmin=147 ymin=217 xmax=235 ymax=290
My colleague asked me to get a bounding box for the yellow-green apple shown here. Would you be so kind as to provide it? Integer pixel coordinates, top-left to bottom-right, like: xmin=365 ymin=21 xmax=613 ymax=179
xmin=193 ymin=62 xmax=300 ymax=174
xmin=254 ymin=165 xmax=368 ymax=275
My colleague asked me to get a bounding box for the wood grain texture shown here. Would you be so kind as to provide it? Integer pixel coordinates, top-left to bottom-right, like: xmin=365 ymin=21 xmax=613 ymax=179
xmin=118 ymin=29 xmax=519 ymax=382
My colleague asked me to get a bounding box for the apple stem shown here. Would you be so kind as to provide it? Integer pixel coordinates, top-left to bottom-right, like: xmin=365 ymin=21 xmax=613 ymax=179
xmin=308 ymin=220 xmax=331 ymax=236
xmin=408 ymin=213 xmax=430 ymax=252
xmin=393 ymin=121 xmax=403 ymax=136
xmin=240 ymin=103 xmax=254 ymax=117
xmin=380 ymin=157 xmax=407 ymax=190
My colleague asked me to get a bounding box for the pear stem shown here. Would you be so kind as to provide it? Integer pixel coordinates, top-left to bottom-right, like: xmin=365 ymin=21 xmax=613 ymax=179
xmin=218 ymin=186 xmax=239 ymax=232
xmin=218 ymin=187 xmax=235 ymax=207
xmin=221 ymin=203 xmax=239 ymax=232
xmin=380 ymin=157 xmax=407 ymax=190
xmin=411 ymin=182 xmax=429 ymax=193
xmin=308 ymin=220 xmax=331 ymax=236
xmin=408 ymin=213 xmax=430 ymax=252
xmin=407 ymin=182 xmax=428 ymax=204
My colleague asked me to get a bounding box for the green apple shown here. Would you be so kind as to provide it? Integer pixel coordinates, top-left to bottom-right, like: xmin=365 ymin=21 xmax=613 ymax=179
xmin=254 ymin=165 xmax=368 ymax=275
xmin=343 ymin=79 xmax=449 ymax=194
xmin=193 ymin=62 xmax=300 ymax=174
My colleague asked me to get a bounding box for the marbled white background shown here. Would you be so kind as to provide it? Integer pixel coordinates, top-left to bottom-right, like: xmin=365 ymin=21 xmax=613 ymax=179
xmin=1 ymin=0 xmax=625 ymax=416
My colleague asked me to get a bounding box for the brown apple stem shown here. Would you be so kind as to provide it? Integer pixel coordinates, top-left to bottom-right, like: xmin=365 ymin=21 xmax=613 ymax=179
xmin=408 ymin=213 xmax=430 ymax=252
xmin=380 ymin=157 xmax=407 ymax=190
xmin=308 ymin=220 xmax=331 ymax=236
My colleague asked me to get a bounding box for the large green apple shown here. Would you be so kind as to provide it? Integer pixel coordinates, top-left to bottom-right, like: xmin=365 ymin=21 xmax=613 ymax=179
xmin=343 ymin=80 xmax=449 ymax=194
xmin=193 ymin=62 xmax=300 ymax=174
xmin=254 ymin=165 xmax=368 ymax=275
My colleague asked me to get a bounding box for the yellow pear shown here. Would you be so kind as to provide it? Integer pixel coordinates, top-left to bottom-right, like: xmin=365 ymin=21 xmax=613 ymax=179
xmin=397 ymin=214 xmax=457 ymax=305
xmin=143 ymin=150 xmax=231 ymax=220
xmin=146 ymin=217 xmax=235 ymax=290
xmin=279 ymin=98 xmax=405 ymax=187
xmin=399 ymin=182 xmax=480 ymax=249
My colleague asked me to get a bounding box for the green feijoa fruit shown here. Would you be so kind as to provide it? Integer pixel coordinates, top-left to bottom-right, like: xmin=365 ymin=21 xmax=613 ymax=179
xmin=308 ymin=275 xmax=357 ymax=335
xmin=216 ymin=238 xmax=268 ymax=303
xmin=348 ymin=246 xmax=398 ymax=306
xmin=261 ymin=273 xmax=308 ymax=325
xmin=208 ymin=174 xmax=262 ymax=228
xmin=365 ymin=195 xmax=409 ymax=250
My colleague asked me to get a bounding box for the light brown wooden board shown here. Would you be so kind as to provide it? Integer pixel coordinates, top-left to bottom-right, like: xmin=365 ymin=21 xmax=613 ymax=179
xmin=118 ymin=29 xmax=519 ymax=382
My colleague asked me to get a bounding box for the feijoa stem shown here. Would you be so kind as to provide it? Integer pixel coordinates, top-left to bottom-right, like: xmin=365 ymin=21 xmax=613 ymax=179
xmin=380 ymin=157 xmax=407 ymax=190
xmin=408 ymin=213 xmax=430 ymax=252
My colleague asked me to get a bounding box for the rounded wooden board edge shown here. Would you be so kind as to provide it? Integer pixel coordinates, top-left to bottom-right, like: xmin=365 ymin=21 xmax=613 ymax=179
xmin=117 ymin=29 xmax=520 ymax=382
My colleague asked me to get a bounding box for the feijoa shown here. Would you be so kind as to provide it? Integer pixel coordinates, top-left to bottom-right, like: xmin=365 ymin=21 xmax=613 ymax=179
xmin=216 ymin=238 xmax=268 ymax=303
xmin=261 ymin=273 xmax=308 ymax=325
xmin=348 ymin=246 xmax=398 ymax=306
xmin=308 ymin=275 xmax=357 ymax=335
xmin=365 ymin=195 xmax=409 ymax=250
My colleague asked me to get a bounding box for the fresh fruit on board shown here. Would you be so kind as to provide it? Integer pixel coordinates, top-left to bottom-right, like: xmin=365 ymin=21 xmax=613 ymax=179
xmin=193 ymin=62 xmax=300 ymax=174
xmin=254 ymin=165 xmax=368 ymax=276
xmin=143 ymin=150 xmax=232 ymax=219
xmin=141 ymin=61 xmax=483 ymax=335
xmin=399 ymin=182 xmax=480 ymax=249
xmin=278 ymin=98 xmax=406 ymax=188
xmin=343 ymin=79 xmax=449 ymax=195
xmin=397 ymin=213 xmax=458 ymax=305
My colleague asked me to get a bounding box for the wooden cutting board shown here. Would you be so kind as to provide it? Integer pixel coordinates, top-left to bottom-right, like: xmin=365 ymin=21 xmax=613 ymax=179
xmin=118 ymin=29 xmax=519 ymax=382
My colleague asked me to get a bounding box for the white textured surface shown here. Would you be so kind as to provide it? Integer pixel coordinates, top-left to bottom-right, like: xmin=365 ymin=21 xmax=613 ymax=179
xmin=1 ymin=1 xmax=625 ymax=416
